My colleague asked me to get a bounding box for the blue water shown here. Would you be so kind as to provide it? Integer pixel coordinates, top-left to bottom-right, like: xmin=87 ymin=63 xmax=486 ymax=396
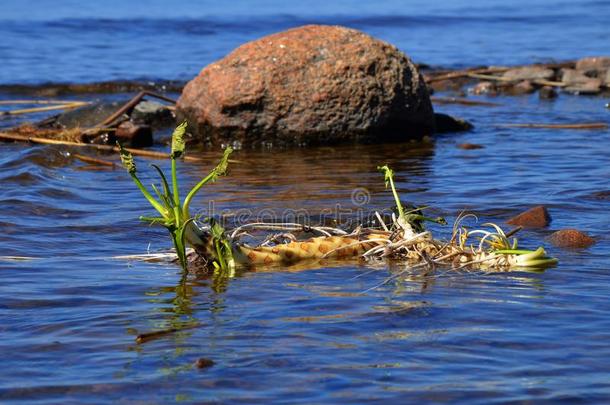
xmin=1 ymin=1 xmax=610 ymax=404
xmin=1 ymin=0 xmax=609 ymax=84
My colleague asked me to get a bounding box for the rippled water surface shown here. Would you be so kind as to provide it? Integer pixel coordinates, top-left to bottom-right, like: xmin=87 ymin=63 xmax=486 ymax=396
xmin=1 ymin=1 xmax=610 ymax=403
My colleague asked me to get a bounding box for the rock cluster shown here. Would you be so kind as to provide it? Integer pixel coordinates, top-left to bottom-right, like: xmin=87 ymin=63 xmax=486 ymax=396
xmin=429 ymin=56 xmax=610 ymax=97
xmin=177 ymin=25 xmax=436 ymax=146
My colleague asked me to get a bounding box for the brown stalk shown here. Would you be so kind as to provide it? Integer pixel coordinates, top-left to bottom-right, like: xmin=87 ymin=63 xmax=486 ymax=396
xmin=497 ymin=122 xmax=608 ymax=130
xmin=0 ymin=131 xmax=202 ymax=161
xmin=431 ymin=96 xmax=500 ymax=107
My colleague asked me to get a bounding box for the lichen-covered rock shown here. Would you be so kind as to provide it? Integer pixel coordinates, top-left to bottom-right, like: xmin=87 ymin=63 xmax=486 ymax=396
xmin=548 ymin=229 xmax=596 ymax=248
xmin=176 ymin=25 xmax=435 ymax=146
xmin=507 ymin=205 xmax=551 ymax=228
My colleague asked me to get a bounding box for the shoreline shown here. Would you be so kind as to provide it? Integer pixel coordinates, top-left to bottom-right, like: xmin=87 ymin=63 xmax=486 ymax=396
xmin=1 ymin=58 xmax=608 ymax=97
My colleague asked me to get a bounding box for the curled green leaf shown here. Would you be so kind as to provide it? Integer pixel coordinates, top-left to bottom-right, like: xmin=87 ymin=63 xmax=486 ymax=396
xmin=118 ymin=142 xmax=136 ymax=175
xmin=171 ymin=121 xmax=188 ymax=159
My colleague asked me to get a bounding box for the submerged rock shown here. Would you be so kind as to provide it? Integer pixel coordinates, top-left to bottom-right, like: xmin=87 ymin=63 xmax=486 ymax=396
xmin=505 ymin=80 xmax=536 ymax=95
xmin=56 ymin=101 xmax=123 ymax=129
xmin=548 ymin=229 xmax=596 ymax=248
xmin=539 ymin=86 xmax=558 ymax=99
xmin=176 ymin=25 xmax=435 ymax=146
xmin=506 ymin=205 xmax=551 ymax=228
xmin=115 ymin=121 xmax=153 ymax=147
xmin=457 ymin=143 xmax=484 ymax=150
xmin=434 ymin=113 xmax=473 ymax=133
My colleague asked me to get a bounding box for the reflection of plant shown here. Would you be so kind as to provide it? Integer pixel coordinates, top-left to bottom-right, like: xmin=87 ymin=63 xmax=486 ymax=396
xmin=118 ymin=122 xmax=233 ymax=271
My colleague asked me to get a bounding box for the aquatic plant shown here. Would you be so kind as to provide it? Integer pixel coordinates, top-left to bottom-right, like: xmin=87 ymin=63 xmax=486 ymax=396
xmin=186 ymin=165 xmax=557 ymax=275
xmin=118 ymin=122 xmax=233 ymax=271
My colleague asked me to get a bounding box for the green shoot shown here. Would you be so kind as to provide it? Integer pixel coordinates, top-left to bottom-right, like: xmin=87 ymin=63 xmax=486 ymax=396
xmin=378 ymin=165 xmax=446 ymax=231
xmin=378 ymin=165 xmax=405 ymax=223
xmin=118 ymin=122 xmax=233 ymax=271
xmin=495 ymin=247 xmax=559 ymax=268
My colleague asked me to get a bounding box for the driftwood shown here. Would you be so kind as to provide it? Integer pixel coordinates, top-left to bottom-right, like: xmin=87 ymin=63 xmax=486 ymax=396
xmin=425 ymin=66 xmax=511 ymax=83
xmin=424 ymin=60 xmax=576 ymax=83
xmin=1 ymin=101 xmax=90 ymax=116
xmin=0 ymin=99 xmax=88 ymax=105
xmin=135 ymin=324 xmax=199 ymax=344
xmin=72 ymin=153 xmax=116 ymax=167
xmin=0 ymin=131 xmax=202 ymax=161
xmin=95 ymin=90 xmax=177 ymax=127
xmin=431 ymin=96 xmax=500 ymax=107
xmin=466 ymin=73 xmax=567 ymax=88
xmin=497 ymin=122 xmax=608 ymax=130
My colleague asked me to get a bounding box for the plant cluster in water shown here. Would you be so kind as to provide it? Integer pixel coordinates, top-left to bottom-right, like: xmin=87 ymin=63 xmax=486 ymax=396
xmin=119 ymin=123 xmax=557 ymax=276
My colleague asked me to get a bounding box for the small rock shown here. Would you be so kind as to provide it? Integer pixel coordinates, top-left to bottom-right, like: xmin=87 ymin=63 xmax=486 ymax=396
xmin=502 ymin=66 xmax=555 ymax=81
xmin=428 ymin=78 xmax=467 ymax=93
xmin=561 ymin=68 xmax=593 ymax=85
xmin=548 ymin=229 xmax=596 ymax=248
xmin=507 ymin=205 xmax=551 ymax=228
xmin=505 ymin=80 xmax=536 ymax=95
xmin=434 ymin=113 xmax=473 ymax=133
xmin=564 ymin=79 xmax=602 ymax=94
xmin=471 ymin=81 xmax=497 ymax=95
xmin=575 ymin=56 xmax=610 ymax=71
xmin=115 ymin=121 xmax=153 ymax=147
xmin=132 ymin=101 xmax=174 ymax=128
xmin=458 ymin=143 xmax=484 ymax=150
xmin=194 ymin=358 xmax=215 ymax=369
xmin=539 ymin=86 xmax=558 ymax=99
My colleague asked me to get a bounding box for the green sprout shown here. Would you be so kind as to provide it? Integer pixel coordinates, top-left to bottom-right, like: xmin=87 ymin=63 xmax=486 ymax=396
xmin=378 ymin=165 xmax=446 ymax=231
xmin=118 ymin=122 xmax=234 ymax=271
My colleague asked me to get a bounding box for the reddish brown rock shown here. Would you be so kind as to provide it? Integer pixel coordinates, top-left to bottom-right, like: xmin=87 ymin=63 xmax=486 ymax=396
xmin=548 ymin=229 xmax=596 ymax=248
xmin=176 ymin=25 xmax=435 ymax=145
xmin=458 ymin=143 xmax=484 ymax=150
xmin=506 ymin=205 xmax=551 ymax=228
xmin=575 ymin=56 xmax=610 ymax=71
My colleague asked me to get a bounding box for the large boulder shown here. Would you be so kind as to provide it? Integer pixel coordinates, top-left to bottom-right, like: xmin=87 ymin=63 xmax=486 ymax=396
xmin=176 ymin=25 xmax=435 ymax=146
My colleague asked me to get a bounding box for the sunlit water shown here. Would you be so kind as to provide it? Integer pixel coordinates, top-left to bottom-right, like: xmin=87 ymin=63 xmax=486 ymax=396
xmin=1 ymin=1 xmax=610 ymax=403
